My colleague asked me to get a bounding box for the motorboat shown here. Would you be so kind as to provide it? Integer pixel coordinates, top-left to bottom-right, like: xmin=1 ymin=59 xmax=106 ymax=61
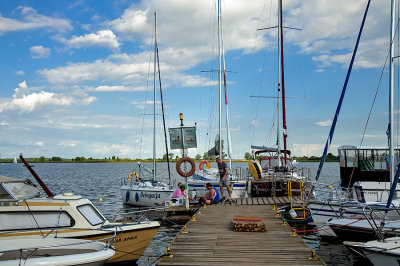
xmin=307 ymin=145 xmax=400 ymax=237
xmin=0 ymin=238 xmax=115 ymax=266
xmin=344 ymin=237 xmax=400 ymax=266
xmin=0 ymin=175 xmax=160 ymax=264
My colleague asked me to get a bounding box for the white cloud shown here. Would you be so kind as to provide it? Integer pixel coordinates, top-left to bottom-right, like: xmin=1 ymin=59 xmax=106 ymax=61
xmin=0 ymin=6 xmax=72 ymax=35
xmin=284 ymin=0 xmax=388 ymax=69
xmin=86 ymin=85 xmax=147 ymax=92
xmin=0 ymin=81 xmax=97 ymax=113
xmin=58 ymin=140 xmax=79 ymax=147
xmin=315 ymin=120 xmax=333 ymax=127
xmin=62 ymin=29 xmax=120 ymax=49
xmin=16 ymin=70 xmax=25 ymax=75
xmin=29 ymin=45 xmax=51 ymax=59
xmin=131 ymin=100 xmax=161 ymax=110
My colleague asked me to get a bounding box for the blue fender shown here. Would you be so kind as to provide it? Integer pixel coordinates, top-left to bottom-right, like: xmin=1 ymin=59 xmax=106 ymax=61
xmin=125 ymin=191 xmax=130 ymax=202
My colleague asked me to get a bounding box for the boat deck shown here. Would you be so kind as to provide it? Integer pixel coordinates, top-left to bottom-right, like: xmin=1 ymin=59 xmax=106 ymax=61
xmin=157 ymin=196 xmax=323 ymax=265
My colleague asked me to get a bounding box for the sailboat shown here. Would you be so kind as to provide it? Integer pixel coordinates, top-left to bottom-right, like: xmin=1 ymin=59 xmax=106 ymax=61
xmin=307 ymin=0 xmax=400 ymax=238
xmin=120 ymin=12 xmax=173 ymax=207
xmin=247 ymin=0 xmax=309 ymax=197
xmin=187 ymin=0 xmax=249 ymax=199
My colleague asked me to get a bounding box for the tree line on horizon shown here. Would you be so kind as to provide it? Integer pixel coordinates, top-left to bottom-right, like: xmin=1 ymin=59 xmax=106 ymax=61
xmin=3 ymin=152 xmax=338 ymax=163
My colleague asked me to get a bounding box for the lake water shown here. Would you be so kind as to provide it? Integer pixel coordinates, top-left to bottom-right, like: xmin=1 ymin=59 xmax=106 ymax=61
xmin=0 ymin=161 xmax=360 ymax=265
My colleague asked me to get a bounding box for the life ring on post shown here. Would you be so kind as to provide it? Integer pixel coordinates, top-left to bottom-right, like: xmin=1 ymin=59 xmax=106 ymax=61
xmin=199 ymin=161 xmax=209 ymax=170
xmin=176 ymin=157 xmax=196 ymax=177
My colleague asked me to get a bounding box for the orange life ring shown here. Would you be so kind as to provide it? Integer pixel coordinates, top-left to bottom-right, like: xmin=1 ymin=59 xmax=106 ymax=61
xmin=128 ymin=172 xmax=139 ymax=182
xmin=176 ymin=157 xmax=196 ymax=177
xmin=199 ymin=161 xmax=208 ymax=170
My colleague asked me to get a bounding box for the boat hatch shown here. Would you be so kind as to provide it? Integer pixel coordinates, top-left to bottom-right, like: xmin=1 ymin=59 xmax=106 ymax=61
xmin=0 ymin=181 xmax=42 ymax=201
xmin=77 ymin=204 xmax=105 ymax=226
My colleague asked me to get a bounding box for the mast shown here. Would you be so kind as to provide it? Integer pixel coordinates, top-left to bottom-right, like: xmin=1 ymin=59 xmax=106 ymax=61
xmin=276 ymin=0 xmax=281 ymax=167
xmin=279 ymin=0 xmax=288 ymax=166
xmin=389 ymin=0 xmax=396 ymax=185
xmin=153 ymin=12 xmax=157 ymax=179
xmin=218 ymin=0 xmax=222 ymax=158
xmin=220 ymin=3 xmax=233 ymax=169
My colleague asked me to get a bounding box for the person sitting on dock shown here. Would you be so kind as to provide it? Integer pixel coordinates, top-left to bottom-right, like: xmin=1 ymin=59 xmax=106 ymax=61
xmin=198 ymin=183 xmax=220 ymax=205
xmin=156 ymin=182 xmax=185 ymax=206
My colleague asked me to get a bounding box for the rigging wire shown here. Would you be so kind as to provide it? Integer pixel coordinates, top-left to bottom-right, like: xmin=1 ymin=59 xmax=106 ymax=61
xmin=138 ymin=23 xmax=155 ymax=160
xmin=346 ymin=17 xmax=400 ymax=189
xmin=250 ymin=0 xmax=274 ymax=147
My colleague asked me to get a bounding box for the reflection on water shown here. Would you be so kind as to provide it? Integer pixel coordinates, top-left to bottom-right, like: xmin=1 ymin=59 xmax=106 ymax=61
xmin=0 ymin=161 xmax=360 ymax=265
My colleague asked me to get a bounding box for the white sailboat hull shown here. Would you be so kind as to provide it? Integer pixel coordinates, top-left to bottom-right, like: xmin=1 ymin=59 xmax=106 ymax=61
xmin=188 ymin=170 xmax=249 ymax=199
xmin=121 ymin=182 xmax=173 ymax=207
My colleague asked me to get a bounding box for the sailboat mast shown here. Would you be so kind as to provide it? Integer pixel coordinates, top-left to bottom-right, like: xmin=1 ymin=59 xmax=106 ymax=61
xmin=279 ymin=0 xmax=288 ymax=166
xmin=220 ymin=3 xmax=233 ymax=169
xmin=276 ymin=5 xmax=281 ymax=168
xmin=218 ymin=0 xmax=222 ymax=159
xmin=153 ymin=12 xmax=157 ymax=179
xmin=389 ymin=0 xmax=396 ymax=185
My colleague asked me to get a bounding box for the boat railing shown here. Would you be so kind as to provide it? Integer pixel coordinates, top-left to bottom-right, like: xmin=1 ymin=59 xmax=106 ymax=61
xmin=310 ymin=181 xmax=353 ymax=202
xmin=362 ymin=204 xmax=400 ymax=241
xmin=111 ymin=206 xmax=166 ymax=223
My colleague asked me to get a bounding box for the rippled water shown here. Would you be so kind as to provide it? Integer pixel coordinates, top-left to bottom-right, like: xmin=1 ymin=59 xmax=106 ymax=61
xmin=0 ymin=161 xmax=360 ymax=265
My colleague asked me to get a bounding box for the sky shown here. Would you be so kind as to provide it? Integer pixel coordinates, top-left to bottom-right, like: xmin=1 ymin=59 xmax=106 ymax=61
xmin=0 ymin=0 xmax=397 ymax=160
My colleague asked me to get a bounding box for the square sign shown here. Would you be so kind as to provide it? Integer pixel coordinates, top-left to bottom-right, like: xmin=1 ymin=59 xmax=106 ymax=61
xmin=169 ymin=127 xmax=197 ymax=149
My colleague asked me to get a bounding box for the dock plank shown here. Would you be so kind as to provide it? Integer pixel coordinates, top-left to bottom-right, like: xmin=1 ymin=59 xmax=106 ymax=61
xmin=158 ymin=204 xmax=322 ymax=265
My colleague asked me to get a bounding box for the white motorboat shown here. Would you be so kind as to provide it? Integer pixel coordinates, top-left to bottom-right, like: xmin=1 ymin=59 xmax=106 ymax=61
xmin=0 ymin=174 xmax=160 ymax=264
xmin=120 ymin=13 xmax=174 ymax=207
xmin=0 ymin=238 xmax=114 ymax=266
xmin=308 ymin=145 xmax=400 ymax=237
xmin=344 ymin=237 xmax=400 ymax=266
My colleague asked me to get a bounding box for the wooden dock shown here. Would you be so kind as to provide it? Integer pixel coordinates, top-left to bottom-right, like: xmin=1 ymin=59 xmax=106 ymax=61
xmin=158 ymin=196 xmax=323 ymax=265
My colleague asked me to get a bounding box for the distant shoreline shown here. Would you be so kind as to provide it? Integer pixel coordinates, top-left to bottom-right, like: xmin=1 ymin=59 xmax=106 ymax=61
xmin=4 ymin=157 xmax=337 ymax=163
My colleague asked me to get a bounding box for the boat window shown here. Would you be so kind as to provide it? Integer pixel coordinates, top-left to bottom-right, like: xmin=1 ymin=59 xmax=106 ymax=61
xmin=1 ymin=182 xmax=42 ymax=200
xmin=339 ymin=150 xmax=345 ymax=167
xmin=77 ymin=204 xmax=105 ymax=226
xmin=345 ymin=150 xmax=357 ymax=167
xmin=359 ymin=150 xmax=374 ymax=171
xmin=0 ymin=211 xmax=74 ymax=231
xmin=374 ymin=150 xmax=387 ymax=170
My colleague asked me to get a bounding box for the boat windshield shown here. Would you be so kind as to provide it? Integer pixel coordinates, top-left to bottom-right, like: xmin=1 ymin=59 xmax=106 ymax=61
xmin=1 ymin=181 xmax=42 ymax=201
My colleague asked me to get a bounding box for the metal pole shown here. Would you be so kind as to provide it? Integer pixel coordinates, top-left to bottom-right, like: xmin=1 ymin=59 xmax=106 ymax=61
xmin=218 ymin=0 xmax=222 ymax=157
xmin=389 ymin=0 xmax=396 ymax=185
xmin=153 ymin=12 xmax=157 ymax=180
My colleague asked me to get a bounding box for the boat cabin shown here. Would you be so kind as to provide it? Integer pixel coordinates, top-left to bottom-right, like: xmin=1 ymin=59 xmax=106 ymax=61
xmin=251 ymin=146 xmax=294 ymax=173
xmin=338 ymin=145 xmax=400 ymax=187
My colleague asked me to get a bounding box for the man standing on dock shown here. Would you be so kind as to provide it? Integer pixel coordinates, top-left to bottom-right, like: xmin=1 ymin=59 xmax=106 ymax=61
xmin=216 ymin=157 xmax=232 ymax=202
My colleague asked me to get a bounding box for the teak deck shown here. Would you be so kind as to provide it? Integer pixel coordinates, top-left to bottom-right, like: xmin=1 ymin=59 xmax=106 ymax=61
xmin=157 ymin=196 xmax=323 ymax=265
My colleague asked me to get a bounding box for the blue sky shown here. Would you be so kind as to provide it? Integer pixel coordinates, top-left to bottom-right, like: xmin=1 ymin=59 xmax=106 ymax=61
xmin=0 ymin=0 xmax=395 ymax=159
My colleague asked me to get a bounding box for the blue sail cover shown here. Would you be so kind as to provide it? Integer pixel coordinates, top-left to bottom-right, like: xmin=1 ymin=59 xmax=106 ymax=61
xmin=315 ymin=0 xmax=371 ymax=181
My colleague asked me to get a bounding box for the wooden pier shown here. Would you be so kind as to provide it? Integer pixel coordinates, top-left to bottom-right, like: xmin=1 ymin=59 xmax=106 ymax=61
xmin=157 ymin=196 xmax=323 ymax=265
